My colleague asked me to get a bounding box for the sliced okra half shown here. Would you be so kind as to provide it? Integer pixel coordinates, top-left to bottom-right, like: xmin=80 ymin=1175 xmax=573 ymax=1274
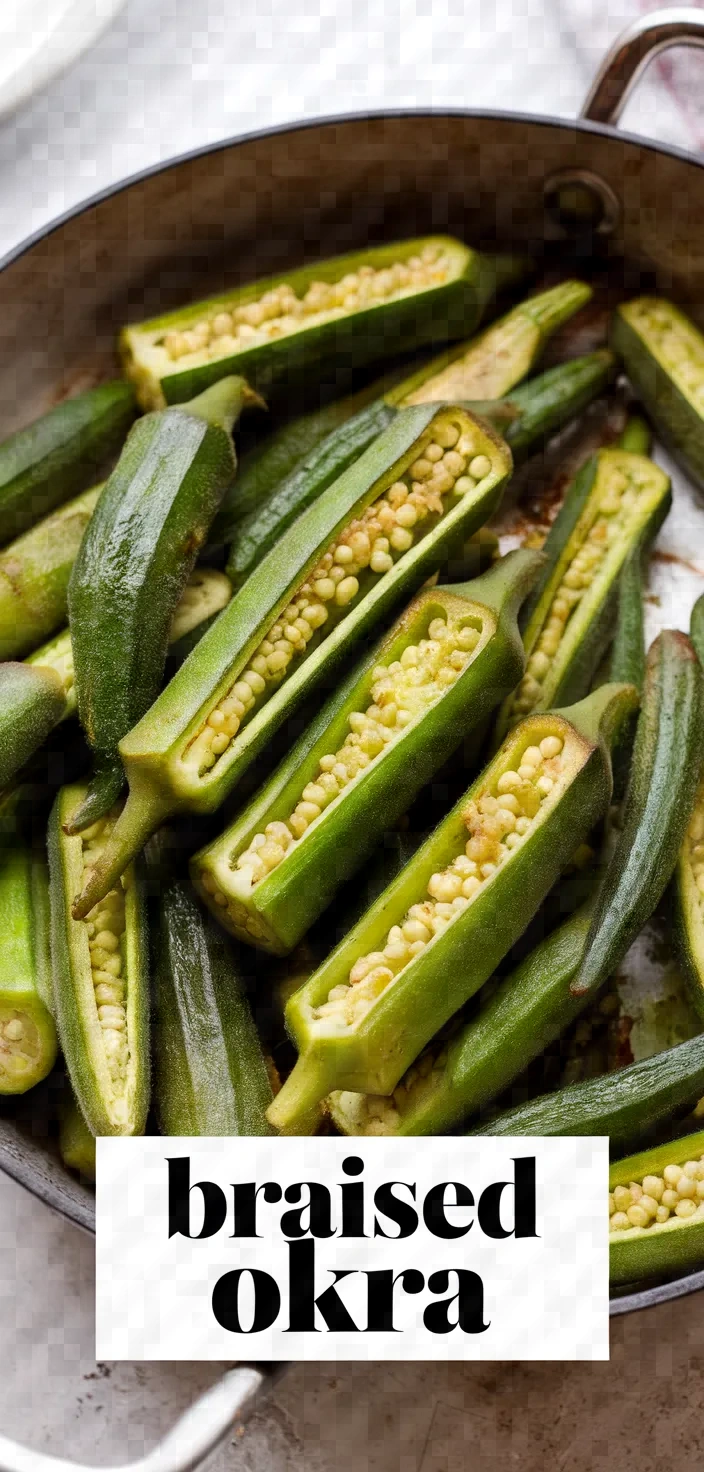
xmin=0 ymin=843 xmax=57 ymax=1094
xmin=610 ymin=1129 xmax=704 ymax=1284
xmin=121 ymin=236 xmax=527 ymax=408
xmin=612 ymin=297 xmax=704 ymax=494
xmin=267 ymin=681 xmax=637 ymax=1131
xmin=192 ymin=548 xmax=543 ymax=955
xmin=48 ymin=785 xmax=150 ymax=1135
xmin=495 ymin=443 xmax=670 ymax=740
xmin=73 ymin=403 xmax=512 ymax=918
xmin=0 ymin=482 xmax=103 ymax=661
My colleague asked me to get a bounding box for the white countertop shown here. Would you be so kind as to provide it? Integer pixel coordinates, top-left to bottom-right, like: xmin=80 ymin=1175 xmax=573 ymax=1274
xmin=0 ymin=2 xmax=703 ymax=1466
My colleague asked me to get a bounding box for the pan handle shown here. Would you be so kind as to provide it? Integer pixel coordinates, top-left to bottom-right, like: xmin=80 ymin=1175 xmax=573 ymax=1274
xmin=582 ymin=7 xmax=704 ymax=126
xmin=0 ymin=1364 xmax=285 ymax=1472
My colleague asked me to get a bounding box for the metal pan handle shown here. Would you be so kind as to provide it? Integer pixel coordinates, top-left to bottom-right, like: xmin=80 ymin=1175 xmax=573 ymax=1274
xmin=582 ymin=7 xmax=704 ymax=127
xmin=0 ymin=1365 xmax=282 ymax=1472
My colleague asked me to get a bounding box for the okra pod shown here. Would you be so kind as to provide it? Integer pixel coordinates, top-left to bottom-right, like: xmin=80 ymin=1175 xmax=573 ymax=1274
xmin=59 ymin=1090 xmax=96 ymax=1181
xmin=673 ymin=595 xmax=704 ymax=1019
xmin=572 ymin=631 xmax=704 ymax=999
xmin=495 ymin=439 xmax=670 ymax=739
xmin=72 ymin=404 xmax=512 ymax=918
xmin=612 ymin=297 xmax=704 ymax=493
xmin=219 ymin=281 xmax=593 ymax=569
xmin=121 ymin=236 xmax=528 ymax=409
xmin=192 ymin=549 xmax=543 ymax=955
xmin=154 ymin=880 xmax=274 ymax=1135
xmin=328 ymin=898 xmax=597 ymax=1136
xmin=472 ymin=1032 xmax=704 ymax=1153
xmin=267 ymin=681 xmax=637 ymax=1130
xmin=0 ymin=483 xmax=102 ymax=660
xmin=67 ymin=378 xmax=250 ymax=831
xmin=0 ymin=381 xmax=135 ymax=545
xmin=0 ymin=663 xmax=67 ymax=788
xmin=0 ymin=843 xmax=57 ymax=1093
xmin=609 ymin=1129 xmax=704 ymax=1284
xmin=48 ymin=785 xmax=150 ymax=1135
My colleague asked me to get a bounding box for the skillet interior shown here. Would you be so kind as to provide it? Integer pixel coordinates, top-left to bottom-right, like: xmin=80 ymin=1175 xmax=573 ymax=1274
xmin=1 ymin=108 xmax=703 ymax=1312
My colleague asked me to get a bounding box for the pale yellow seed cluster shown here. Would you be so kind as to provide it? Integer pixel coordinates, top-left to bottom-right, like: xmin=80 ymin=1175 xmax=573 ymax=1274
xmin=609 ymin=1153 xmax=704 ymax=1233
xmin=508 ymin=464 xmax=651 ymax=723
xmin=161 ymin=245 xmax=449 ymax=362
xmin=185 ymin=420 xmax=492 ymax=778
xmin=685 ymin=786 xmax=704 ymax=913
xmin=0 ymin=1009 xmax=40 ymax=1083
xmin=314 ymin=733 xmax=565 ymax=1028
xmin=80 ymin=812 xmax=129 ymax=1082
xmin=629 ymin=302 xmax=704 ymax=406
xmin=231 ymin=615 xmax=481 ymax=889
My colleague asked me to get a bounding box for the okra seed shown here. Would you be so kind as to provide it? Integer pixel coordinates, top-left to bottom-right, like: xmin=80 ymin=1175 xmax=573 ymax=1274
xmin=469 ymin=454 xmax=491 ymax=479
xmin=643 ymin=1175 xmax=664 ymax=1201
xmin=3 ymin=1020 xmax=24 ymax=1042
xmin=677 ymin=1198 xmax=698 ymax=1219
xmin=610 ymin=1212 xmax=630 ymax=1232
xmin=664 ymin=1164 xmax=683 ymax=1186
xmin=662 ymin=1189 xmax=679 ymax=1209
xmin=425 ymin=443 xmax=443 ymax=463
xmin=627 ymin=1205 xmax=649 ymax=1228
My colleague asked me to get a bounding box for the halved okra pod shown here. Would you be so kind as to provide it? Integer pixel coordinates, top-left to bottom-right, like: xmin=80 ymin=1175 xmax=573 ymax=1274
xmin=48 ymin=785 xmax=150 ymax=1136
xmin=72 ymin=404 xmax=512 ymax=918
xmin=220 ymin=282 xmax=595 ymax=572
xmin=472 ymin=1032 xmax=704 ymax=1154
xmin=267 ymin=681 xmax=638 ymax=1131
xmin=0 ymin=842 xmax=57 ymax=1094
xmin=154 ymin=880 xmax=274 ymax=1135
xmin=328 ymin=897 xmax=598 ymax=1137
xmin=0 ymin=663 xmax=68 ymax=789
xmin=609 ymin=1129 xmax=704 ymax=1284
xmin=0 ymin=483 xmax=103 ymax=660
xmin=612 ymin=297 xmax=704 ymax=494
xmin=0 ymin=381 xmax=135 ymax=545
xmin=572 ymin=630 xmax=704 ymax=999
xmin=67 ymin=377 xmax=251 ymax=831
xmin=494 ymin=436 xmax=670 ymax=740
xmin=192 ymin=548 xmax=543 ymax=955
xmin=120 ymin=236 xmax=528 ymax=409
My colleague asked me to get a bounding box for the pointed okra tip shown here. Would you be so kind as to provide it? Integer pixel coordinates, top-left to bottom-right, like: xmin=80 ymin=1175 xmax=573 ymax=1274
xmin=266 ymin=1054 xmax=332 ymax=1133
xmin=63 ymin=763 xmax=126 ymax=837
xmin=70 ymin=787 xmax=168 ymax=921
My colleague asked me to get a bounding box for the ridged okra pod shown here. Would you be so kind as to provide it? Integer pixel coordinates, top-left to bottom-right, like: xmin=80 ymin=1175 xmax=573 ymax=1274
xmin=0 ymin=483 xmax=102 ymax=660
xmin=227 ymin=348 xmax=615 ymax=592
xmin=72 ymin=403 xmax=512 ymax=918
xmin=0 ymin=843 xmax=57 ymax=1093
xmin=612 ymin=297 xmax=704 ymax=493
xmin=220 ymin=280 xmax=592 ymax=568
xmin=672 ymin=594 xmax=704 ymax=1020
xmin=495 ymin=440 xmax=670 ymax=741
xmin=328 ymin=898 xmax=597 ymax=1137
xmin=0 ymin=381 xmax=135 ymax=544
xmin=67 ymin=378 xmax=250 ymax=830
xmin=48 ymin=785 xmax=150 ymax=1135
xmin=472 ymin=1032 xmax=704 ymax=1154
xmin=573 ymin=630 xmax=704 ymax=999
xmin=192 ymin=549 xmax=543 ymax=955
xmin=59 ymin=1091 xmax=96 ymax=1181
xmin=267 ymin=681 xmax=638 ymax=1131
xmin=0 ymin=663 xmax=68 ymax=789
xmin=120 ymin=236 xmax=528 ymax=409
xmin=154 ymin=880 xmax=274 ymax=1135
xmin=609 ymin=1129 xmax=704 ymax=1284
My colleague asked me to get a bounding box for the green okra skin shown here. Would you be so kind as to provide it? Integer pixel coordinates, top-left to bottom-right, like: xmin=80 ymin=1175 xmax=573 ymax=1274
xmin=617 ymin=414 xmax=652 ymax=456
xmin=154 ymin=879 xmax=274 ymax=1135
xmin=48 ymin=784 xmax=150 ymax=1136
xmin=0 ymin=381 xmax=135 ymax=546
xmin=0 ymin=483 xmax=103 ymax=660
xmin=59 ymin=1090 xmax=96 ymax=1181
xmin=572 ymin=630 xmax=704 ymax=1000
xmin=67 ymin=378 xmax=250 ymax=833
xmin=219 ymin=281 xmax=593 ymax=576
xmin=72 ymin=404 xmax=512 ymax=920
xmin=671 ymin=595 xmax=704 ymax=1021
xmin=612 ymin=297 xmax=704 ymax=493
xmin=120 ymin=236 xmax=529 ymax=410
xmin=0 ymin=843 xmax=57 ymax=1094
xmin=609 ymin=1129 xmax=704 ymax=1285
xmin=496 ymin=350 xmax=616 ymax=463
xmin=471 ymin=1033 xmax=704 ymax=1153
xmin=191 ymin=548 xmax=544 ymax=956
xmin=495 ymin=440 xmax=671 ymax=745
xmin=0 ymin=663 xmax=67 ymax=789
xmin=267 ymin=680 xmax=638 ymax=1131
xmin=328 ymin=898 xmax=597 ymax=1137
xmin=609 ymin=549 xmax=646 ymax=691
